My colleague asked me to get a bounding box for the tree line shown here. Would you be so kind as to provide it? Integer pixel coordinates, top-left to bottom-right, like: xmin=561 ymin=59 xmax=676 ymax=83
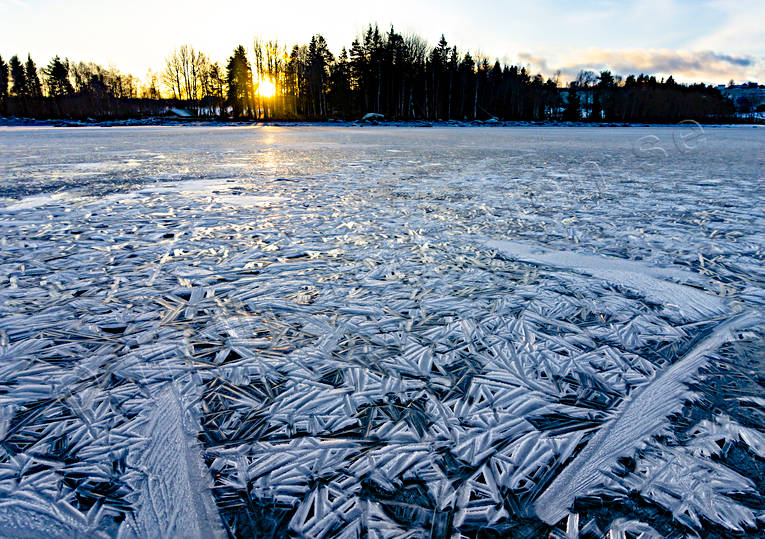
xmin=0 ymin=25 xmax=736 ymax=122
xmin=0 ymin=53 xmax=166 ymax=119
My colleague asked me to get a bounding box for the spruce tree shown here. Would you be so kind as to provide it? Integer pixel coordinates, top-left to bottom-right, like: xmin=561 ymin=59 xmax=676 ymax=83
xmin=44 ymin=56 xmax=74 ymax=97
xmin=307 ymin=35 xmax=332 ymax=117
xmin=25 ymin=55 xmax=42 ymax=97
xmin=349 ymin=39 xmax=366 ymax=111
xmin=328 ymin=48 xmax=351 ymax=115
xmin=9 ymin=56 xmax=26 ymax=96
xmin=563 ymin=82 xmax=581 ymax=121
xmin=0 ymin=55 xmax=8 ymax=102
xmin=226 ymin=46 xmax=253 ymax=118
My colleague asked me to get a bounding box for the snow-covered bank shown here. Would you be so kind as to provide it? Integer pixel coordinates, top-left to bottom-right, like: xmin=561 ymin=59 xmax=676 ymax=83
xmin=1 ymin=115 xmax=762 ymax=129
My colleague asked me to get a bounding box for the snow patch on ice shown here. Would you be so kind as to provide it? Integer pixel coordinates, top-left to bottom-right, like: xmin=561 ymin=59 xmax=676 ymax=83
xmin=218 ymin=194 xmax=284 ymax=207
xmin=138 ymin=178 xmax=242 ymax=194
xmin=486 ymin=239 xmax=728 ymax=321
xmin=121 ymin=385 xmax=225 ymax=539
xmin=1 ymin=192 xmax=71 ymax=212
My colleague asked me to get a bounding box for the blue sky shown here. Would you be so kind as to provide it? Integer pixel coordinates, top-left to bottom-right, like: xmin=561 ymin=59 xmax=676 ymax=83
xmin=1 ymin=0 xmax=763 ymax=84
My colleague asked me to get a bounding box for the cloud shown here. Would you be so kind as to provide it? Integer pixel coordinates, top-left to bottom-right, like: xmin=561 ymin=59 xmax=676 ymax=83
xmin=542 ymin=48 xmax=763 ymax=84
xmin=517 ymin=53 xmax=550 ymax=73
xmin=690 ymin=0 xmax=765 ymax=56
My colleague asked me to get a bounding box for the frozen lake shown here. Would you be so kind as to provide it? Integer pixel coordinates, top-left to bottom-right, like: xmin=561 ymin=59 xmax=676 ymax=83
xmin=0 ymin=125 xmax=763 ymax=537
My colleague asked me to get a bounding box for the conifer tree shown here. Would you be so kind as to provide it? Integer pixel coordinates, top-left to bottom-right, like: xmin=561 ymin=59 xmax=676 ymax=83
xmin=25 ymin=55 xmax=42 ymax=97
xmin=307 ymin=35 xmax=333 ymax=117
xmin=9 ymin=55 xmax=26 ymax=96
xmin=226 ymin=46 xmax=253 ymax=118
xmin=328 ymin=48 xmax=351 ymax=115
xmin=44 ymin=56 xmax=74 ymax=97
xmin=563 ymin=81 xmax=581 ymax=121
xmin=0 ymin=55 xmax=8 ymax=103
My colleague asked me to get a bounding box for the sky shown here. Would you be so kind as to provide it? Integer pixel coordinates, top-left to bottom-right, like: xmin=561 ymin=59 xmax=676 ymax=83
xmin=1 ymin=0 xmax=763 ymax=85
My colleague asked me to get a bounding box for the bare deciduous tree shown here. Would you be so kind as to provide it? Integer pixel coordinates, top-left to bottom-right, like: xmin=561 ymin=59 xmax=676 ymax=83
xmin=162 ymin=45 xmax=211 ymax=113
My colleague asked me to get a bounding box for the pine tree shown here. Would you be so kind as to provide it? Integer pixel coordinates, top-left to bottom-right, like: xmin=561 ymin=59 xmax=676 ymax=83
xmin=596 ymin=70 xmax=615 ymax=121
xmin=25 ymin=55 xmax=42 ymax=97
xmin=207 ymin=63 xmax=225 ymax=116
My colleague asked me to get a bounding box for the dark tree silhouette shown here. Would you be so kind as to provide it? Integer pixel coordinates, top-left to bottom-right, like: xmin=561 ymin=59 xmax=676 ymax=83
xmin=207 ymin=63 xmax=226 ymax=117
xmin=9 ymin=56 xmax=26 ymax=97
xmin=0 ymin=25 xmax=743 ymax=123
xmin=307 ymin=35 xmax=333 ymax=118
xmin=562 ymin=82 xmax=579 ymax=121
xmin=226 ymin=46 xmax=253 ymax=118
xmin=44 ymin=56 xmax=74 ymax=97
xmin=328 ymin=47 xmax=351 ymax=115
xmin=596 ymin=70 xmax=616 ymax=121
xmin=25 ymin=55 xmax=43 ymax=98
xmin=0 ymin=55 xmax=8 ymax=111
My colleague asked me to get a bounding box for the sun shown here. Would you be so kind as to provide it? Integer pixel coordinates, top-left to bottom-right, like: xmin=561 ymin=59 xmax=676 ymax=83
xmin=258 ymin=78 xmax=276 ymax=98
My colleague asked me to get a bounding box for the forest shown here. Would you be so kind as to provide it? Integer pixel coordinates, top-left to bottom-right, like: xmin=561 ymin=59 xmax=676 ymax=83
xmin=0 ymin=25 xmax=736 ymax=123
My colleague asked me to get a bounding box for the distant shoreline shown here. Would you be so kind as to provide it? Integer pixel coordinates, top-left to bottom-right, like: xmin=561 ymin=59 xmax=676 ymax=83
xmin=0 ymin=116 xmax=762 ymax=129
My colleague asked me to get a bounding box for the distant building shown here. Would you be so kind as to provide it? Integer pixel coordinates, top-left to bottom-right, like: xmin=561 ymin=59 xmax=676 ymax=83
xmin=716 ymin=83 xmax=765 ymax=114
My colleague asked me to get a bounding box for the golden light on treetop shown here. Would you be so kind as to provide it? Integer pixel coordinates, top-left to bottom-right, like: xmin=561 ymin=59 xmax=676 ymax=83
xmin=258 ymin=78 xmax=276 ymax=98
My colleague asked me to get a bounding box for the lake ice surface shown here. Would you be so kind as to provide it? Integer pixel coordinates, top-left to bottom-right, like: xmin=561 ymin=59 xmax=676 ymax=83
xmin=0 ymin=125 xmax=763 ymax=538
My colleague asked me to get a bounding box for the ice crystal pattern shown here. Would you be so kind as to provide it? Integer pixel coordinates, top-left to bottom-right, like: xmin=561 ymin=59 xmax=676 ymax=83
xmin=0 ymin=126 xmax=763 ymax=538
